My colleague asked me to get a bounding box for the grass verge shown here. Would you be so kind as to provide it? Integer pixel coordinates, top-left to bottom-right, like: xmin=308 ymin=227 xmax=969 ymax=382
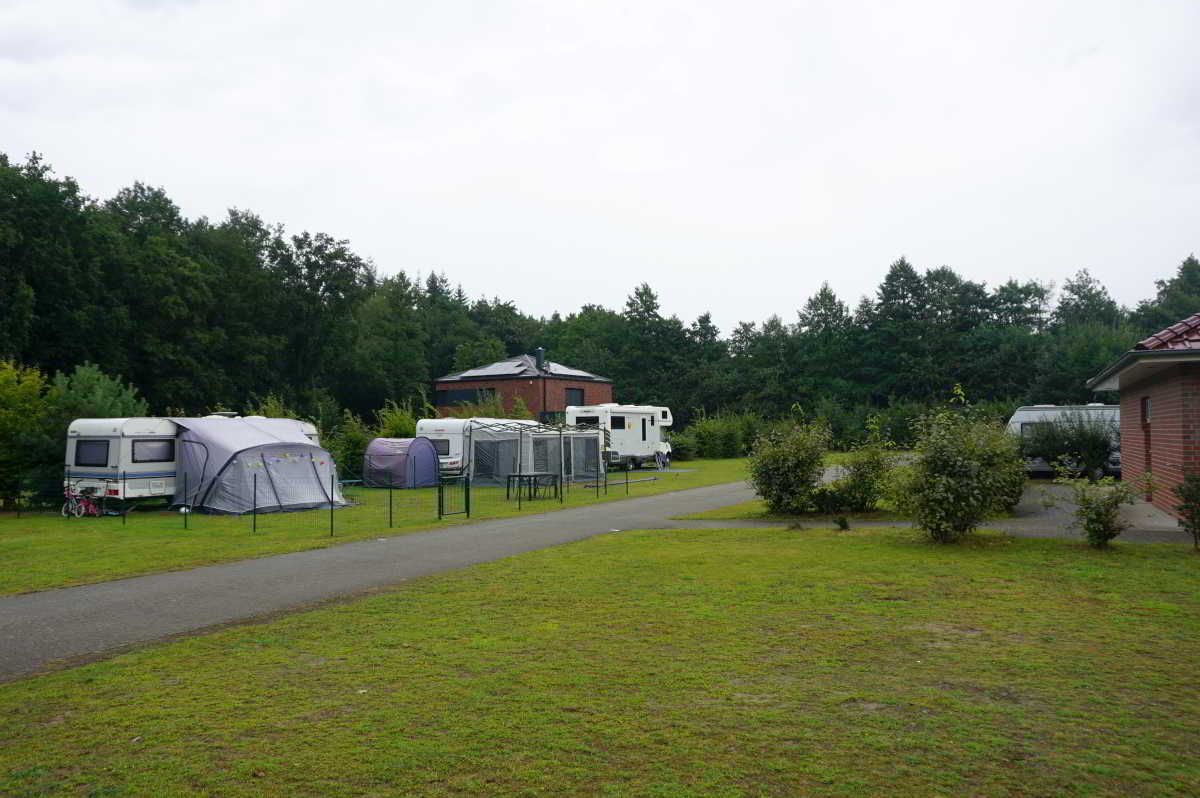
xmin=0 ymin=459 xmax=747 ymax=595
xmin=1 ymin=526 xmax=1197 ymax=796
xmin=673 ymin=497 xmax=904 ymax=523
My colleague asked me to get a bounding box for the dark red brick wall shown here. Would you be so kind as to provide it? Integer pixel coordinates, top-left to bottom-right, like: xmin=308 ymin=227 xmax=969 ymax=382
xmin=434 ymin=378 xmax=612 ymax=418
xmin=1120 ymin=363 xmax=1200 ymax=517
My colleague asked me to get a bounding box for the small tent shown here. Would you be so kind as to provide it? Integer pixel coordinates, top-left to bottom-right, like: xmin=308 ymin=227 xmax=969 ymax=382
xmin=363 ymin=437 xmax=440 ymax=488
xmin=171 ymin=416 xmax=346 ymax=514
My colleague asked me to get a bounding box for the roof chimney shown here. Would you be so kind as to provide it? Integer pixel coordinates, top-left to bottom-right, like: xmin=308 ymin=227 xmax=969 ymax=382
xmin=534 ymin=346 xmax=546 ymax=371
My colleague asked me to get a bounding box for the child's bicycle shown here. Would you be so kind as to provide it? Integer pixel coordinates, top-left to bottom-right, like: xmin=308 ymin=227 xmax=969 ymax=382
xmin=62 ymin=485 xmax=101 ymax=518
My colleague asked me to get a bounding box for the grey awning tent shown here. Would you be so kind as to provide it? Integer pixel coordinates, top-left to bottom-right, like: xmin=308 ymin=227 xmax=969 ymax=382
xmin=171 ymin=416 xmax=346 ymax=514
xmin=363 ymin=437 xmax=439 ymax=488
xmin=464 ymin=420 xmax=604 ymax=486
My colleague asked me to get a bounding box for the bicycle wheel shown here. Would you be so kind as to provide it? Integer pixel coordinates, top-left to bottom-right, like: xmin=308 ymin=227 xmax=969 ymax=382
xmin=61 ymin=501 xmax=71 ymax=518
xmin=71 ymin=500 xmax=85 ymax=518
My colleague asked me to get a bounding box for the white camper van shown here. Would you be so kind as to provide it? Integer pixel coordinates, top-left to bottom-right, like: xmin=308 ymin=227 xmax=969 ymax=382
xmin=565 ymin=404 xmax=673 ymax=469
xmin=64 ymin=415 xmax=320 ymax=501
xmin=1005 ymin=404 xmax=1121 ymax=475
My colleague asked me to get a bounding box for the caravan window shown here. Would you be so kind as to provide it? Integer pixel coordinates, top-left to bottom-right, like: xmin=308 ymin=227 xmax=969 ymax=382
xmin=133 ymin=439 xmax=175 ymax=463
xmin=611 ymin=416 xmax=626 ymax=430
xmin=75 ymin=440 xmax=110 ymax=467
xmin=430 ymin=439 xmax=450 ymax=456
xmin=1020 ymin=422 xmax=1051 ymax=438
xmin=576 ymin=416 xmax=599 ymax=426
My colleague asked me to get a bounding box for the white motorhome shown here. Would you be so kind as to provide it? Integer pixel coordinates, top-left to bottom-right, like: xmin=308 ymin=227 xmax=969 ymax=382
xmin=565 ymin=403 xmax=673 ymax=469
xmin=64 ymin=415 xmax=320 ymax=500
xmin=414 ymin=417 xmax=537 ymax=473
xmin=1005 ymin=404 xmax=1121 ymax=475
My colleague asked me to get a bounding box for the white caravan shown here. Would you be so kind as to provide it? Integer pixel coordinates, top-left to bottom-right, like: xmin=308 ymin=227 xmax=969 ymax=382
xmin=1004 ymin=404 xmax=1120 ymax=475
xmin=64 ymin=415 xmax=320 ymax=500
xmin=414 ymin=417 xmax=537 ymax=473
xmin=565 ymin=403 xmax=673 ymax=469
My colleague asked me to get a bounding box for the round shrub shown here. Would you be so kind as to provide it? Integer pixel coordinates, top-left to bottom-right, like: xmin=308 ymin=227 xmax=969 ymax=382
xmin=888 ymin=409 xmax=1025 ymax=543
xmin=747 ymin=422 xmax=830 ymax=515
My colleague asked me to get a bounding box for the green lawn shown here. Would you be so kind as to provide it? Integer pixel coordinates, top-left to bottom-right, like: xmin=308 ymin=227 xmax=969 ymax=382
xmin=0 ymin=459 xmax=748 ymax=595
xmin=674 ymin=497 xmax=904 ymax=523
xmin=2 ymin=526 xmax=1198 ymax=796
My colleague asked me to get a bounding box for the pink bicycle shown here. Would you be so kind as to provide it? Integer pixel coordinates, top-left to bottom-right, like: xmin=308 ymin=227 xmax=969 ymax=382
xmin=62 ymin=485 xmax=101 ymax=518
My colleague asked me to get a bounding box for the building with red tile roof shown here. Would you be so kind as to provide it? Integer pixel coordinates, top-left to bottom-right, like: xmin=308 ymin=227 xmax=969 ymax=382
xmin=1089 ymin=313 xmax=1200 ymax=516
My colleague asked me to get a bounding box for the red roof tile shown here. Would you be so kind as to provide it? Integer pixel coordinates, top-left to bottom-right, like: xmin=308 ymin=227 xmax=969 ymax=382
xmin=1136 ymin=313 xmax=1200 ymax=350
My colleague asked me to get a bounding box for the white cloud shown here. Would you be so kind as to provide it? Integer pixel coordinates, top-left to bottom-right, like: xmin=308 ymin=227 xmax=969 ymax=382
xmin=2 ymin=0 xmax=1198 ymax=332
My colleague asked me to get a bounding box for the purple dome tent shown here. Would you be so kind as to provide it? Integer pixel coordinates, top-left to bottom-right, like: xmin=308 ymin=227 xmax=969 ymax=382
xmin=363 ymin=437 xmax=440 ymax=488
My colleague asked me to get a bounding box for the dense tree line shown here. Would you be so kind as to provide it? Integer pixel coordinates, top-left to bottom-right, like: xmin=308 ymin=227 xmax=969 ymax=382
xmin=2 ymin=152 xmax=1198 ymax=436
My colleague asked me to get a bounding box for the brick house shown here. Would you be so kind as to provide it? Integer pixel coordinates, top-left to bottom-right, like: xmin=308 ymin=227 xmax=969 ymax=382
xmin=1088 ymin=313 xmax=1200 ymax=516
xmin=434 ymin=348 xmax=613 ymax=421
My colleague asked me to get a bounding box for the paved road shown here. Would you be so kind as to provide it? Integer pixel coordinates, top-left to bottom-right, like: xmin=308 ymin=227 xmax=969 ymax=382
xmin=0 ymin=480 xmax=757 ymax=681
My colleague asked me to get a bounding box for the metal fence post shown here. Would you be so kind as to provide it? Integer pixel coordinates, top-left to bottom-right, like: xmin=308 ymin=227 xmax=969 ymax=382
xmin=437 ymin=478 xmax=443 ymax=520
xmin=329 ymin=468 xmax=334 ymax=537
xmin=626 ymin=467 xmax=629 ymax=495
xmin=253 ymin=472 xmax=257 ymax=534
xmin=121 ymin=471 xmax=126 ymax=525
xmin=389 ymin=481 xmax=393 ymax=528
xmin=465 ymin=475 xmax=471 ymax=518
xmin=15 ymin=473 xmax=20 ymax=520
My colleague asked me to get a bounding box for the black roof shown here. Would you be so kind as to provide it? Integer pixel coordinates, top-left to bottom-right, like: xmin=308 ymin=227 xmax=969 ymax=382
xmin=436 ymin=354 xmax=611 ymax=383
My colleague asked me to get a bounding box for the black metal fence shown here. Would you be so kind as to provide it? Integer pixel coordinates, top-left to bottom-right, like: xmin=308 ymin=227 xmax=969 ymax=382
xmin=438 ymin=473 xmax=470 ymax=519
xmin=1 ymin=456 xmax=678 ymax=537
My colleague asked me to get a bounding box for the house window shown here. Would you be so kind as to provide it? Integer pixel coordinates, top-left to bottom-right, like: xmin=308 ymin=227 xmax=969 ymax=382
xmin=75 ymin=440 xmax=110 ymax=467
xmin=1141 ymin=397 xmax=1151 ymax=425
xmin=611 ymin=415 xmax=626 ymax=430
xmin=565 ymin=388 xmax=584 ymax=406
xmin=435 ymin=388 xmax=495 ymax=406
xmin=132 ymin=440 xmax=175 ymax=463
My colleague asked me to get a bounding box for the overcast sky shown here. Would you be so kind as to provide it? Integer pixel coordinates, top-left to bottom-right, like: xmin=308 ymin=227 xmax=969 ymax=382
xmin=3 ymin=0 xmax=1198 ymax=334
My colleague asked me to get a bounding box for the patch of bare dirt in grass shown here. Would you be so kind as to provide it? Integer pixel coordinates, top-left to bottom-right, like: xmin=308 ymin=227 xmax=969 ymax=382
xmin=911 ymin=621 xmax=983 ymax=638
xmin=934 ymin=680 xmax=1027 ymax=704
